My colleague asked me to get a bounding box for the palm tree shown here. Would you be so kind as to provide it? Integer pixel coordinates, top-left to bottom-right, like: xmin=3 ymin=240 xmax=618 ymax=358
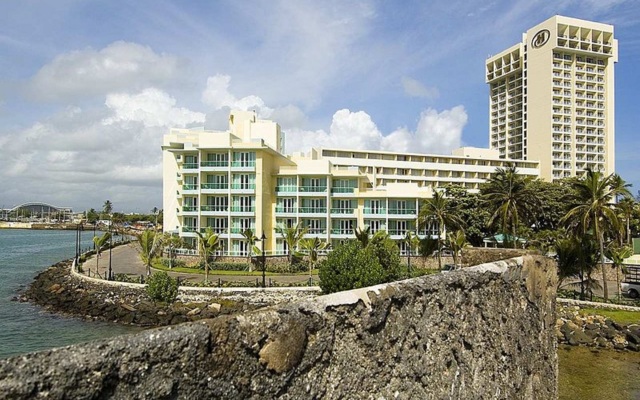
xmin=138 ymin=229 xmax=162 ymax=276
xmin=616 ymin=197 xmax=636 ymax=245
xmin=481 ymin=165 xmax=539 ymax=249
xmin=276 ymin=222 xmax=309 ymax=270
xmin=102 ymin=200 xmax=113 ymax=220
xmin=446 ymin=230 xmax=468 ymax=267
xmin=561 ymin=169 xmax=631 ymax=300
xmin=241 ymin=229 xmax=259 ymax=271
xmin=195 ymin=227 xmax=221 ymax=282
xmin=92 ymin=232 xmax=111 ymax=277
xmin=418 ymin=190 xmax=463 ymax=269
xmin=300 ymin=237 xmax=329 ymax=284
xmin=353 ymin=227 xmax=371 ymax=247
xmin=605 ymin=244 xmax=633 ymax=300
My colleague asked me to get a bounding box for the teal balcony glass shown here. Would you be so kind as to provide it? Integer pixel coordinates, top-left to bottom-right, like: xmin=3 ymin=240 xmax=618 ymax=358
xmin=182 ymin=184 xmax=198 ymax=190
xmin=231 ymin=183 xmax=256 ymax=190
xmin=363 ymin=208 xmax=387 ymax=215
xmin=201 ymin=183 xmax=228 ymax=190
xmin=275 ymin=186 xmax=298 ymax=192
xmin=299 ymin=186 xmax=327 ymax=193
xmin=331 ymin=187 xmax=355 ymax=194
xmin=182 ymin=226 xmax=197 ymax=233
xmin=298 ymin=207 xmax=327 ymax=214
xmin=201 ymin=205 xmax=228 ymax=212
xmin=183 ymin=163 xmax=198 ymax=169
xmin=330 ymin=208 xmax=354 ymax=214
xmin=230 ymin=226 xmax=255 ymax=234
xmin=230 ymin=206 xmax=255 ymax=213
xmin=182 ymin=205 xmax=198 ymax=212
xmin=200 ymin=160 xmax=229 ymax=167
xmin=275 ymin=207 xmax=296 ymax=213
xmin=388 ymin=208 xmax=417 ymax=215
xmin=331 ymin=228 xmax=353 ymax=235
xmin=200 ymin=227 xmax=227 ymax=234
xmin=231 ymin=161 xmax=256 ymax=168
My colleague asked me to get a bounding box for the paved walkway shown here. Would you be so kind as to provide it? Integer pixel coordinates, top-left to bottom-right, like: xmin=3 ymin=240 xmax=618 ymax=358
xmin=82 ymin=243 xmax=315 ymax=286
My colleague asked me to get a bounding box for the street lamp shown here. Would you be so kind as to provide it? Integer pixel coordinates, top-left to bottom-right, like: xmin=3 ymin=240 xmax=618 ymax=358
xmin=108 ymin=222 xmax=113 ymax=280
xmin=261 ymin=231 xmax=267 ymax=288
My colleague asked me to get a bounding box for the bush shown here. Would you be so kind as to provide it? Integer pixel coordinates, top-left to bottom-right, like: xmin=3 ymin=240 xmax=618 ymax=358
xmin=319 ymin=241 xmax=386 ymax=294
xmin=160 ymin=257 xmax=186 ymax=269
xmin=113 ymin=273 xmax=136 ymax=283
xmin=146 ymin=271 xmax=179 ymax=303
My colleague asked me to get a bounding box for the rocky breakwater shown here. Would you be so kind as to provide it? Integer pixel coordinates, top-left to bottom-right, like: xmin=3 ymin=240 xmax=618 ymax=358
xmin=556 ymin=303 xmax=640 ymax=351
xmin=18 ymin=259 xmax=319 ymax=327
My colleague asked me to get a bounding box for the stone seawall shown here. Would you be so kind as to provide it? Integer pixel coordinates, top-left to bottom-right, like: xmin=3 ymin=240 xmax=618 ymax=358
xmin=0 ymin=255 xmax=557 ymax=399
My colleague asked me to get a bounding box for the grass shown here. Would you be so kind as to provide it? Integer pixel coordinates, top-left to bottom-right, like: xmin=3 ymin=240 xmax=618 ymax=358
xmin=558 ymin=346 xmax=640 ymax=400
xmin=578 ymin=308 xmax=640 ymax=326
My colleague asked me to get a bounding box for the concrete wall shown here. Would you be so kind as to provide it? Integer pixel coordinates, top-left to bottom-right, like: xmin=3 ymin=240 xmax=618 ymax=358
xmin=0 ymin=255 xmax=558 ymax=399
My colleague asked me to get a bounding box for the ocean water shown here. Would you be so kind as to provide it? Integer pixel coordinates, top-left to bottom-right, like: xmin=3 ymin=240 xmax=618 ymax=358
xmin=0 ymin=229 xmax=140 ymax=359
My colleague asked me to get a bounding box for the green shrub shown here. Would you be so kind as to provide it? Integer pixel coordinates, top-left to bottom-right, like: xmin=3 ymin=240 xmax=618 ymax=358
xmin=319 ymin=241 xmax=386 ymax=294
xmin=146 ymin=271 xmax=179 ymax=303
xmin=160 ymin=257 xmax=186 ymax=269
xmin=211 ymin=262 xmax=252 ymax=271
xmin=113 ymin=273 xmax=136 ymax=283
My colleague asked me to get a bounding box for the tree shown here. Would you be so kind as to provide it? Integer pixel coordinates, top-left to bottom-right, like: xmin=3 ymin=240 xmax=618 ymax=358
xmin=605 ymin=244 xmax=633 ymax=300
xmin=418 ymin=190 xmax=463 ymax=269
xmin=353 ymin=227 xmax=371 ymax=247
xmin=138 ymin=229 xmax=162 ymax=276
xmin=444 ymin=185 xmax=491 ymax=247
xmin=481 ymin=165 xmax=539 ymax=248
xmin=195 ymin=227 xmax=222 ymax=282
xmin=561 ymin=169 xmax=631 ymax=300
xmin=276 ymin=222 xmax=308 ymax=270
xmin=319 ymin=241 xmax=385 ymax=294
xmin=92 ymin=232 xmax=111 ymax=277
xmin=403 ymin=231 xmax=419 ymax=276
xmin=300 ymin=237 xmax=329 ymax=283
xmin=418 ymin=236 xmax=439 ymax=259
xmin=446 ymin=230 xmax=468 ymax=267
xmin=102 ymin=200 xmax=113 ymax=220
xmin=616 ymin=197 xmax=636 ymax=245
xmin=241 ymin=229 xmax=259 ymax=271
xmin=86 ymin=208 xmax=99 ymax=223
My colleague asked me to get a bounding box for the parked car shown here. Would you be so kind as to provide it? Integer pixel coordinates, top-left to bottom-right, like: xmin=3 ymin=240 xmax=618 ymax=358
xmin=621 ymin=265 xmax=640 ymax=298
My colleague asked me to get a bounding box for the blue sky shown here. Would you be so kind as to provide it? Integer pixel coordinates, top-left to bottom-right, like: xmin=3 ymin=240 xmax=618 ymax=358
xmin=1 ymin=0 xmax=639 ymax=212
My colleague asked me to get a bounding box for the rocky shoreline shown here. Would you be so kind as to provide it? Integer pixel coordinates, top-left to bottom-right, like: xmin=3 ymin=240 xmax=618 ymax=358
xmin=556 ymin=304 xmax=640 ymax=351
xmin=16 ymin=259 xmax=317 ymax=327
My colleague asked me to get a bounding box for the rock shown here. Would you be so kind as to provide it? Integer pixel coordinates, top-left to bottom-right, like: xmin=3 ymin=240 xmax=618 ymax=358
xmin=626 ymin=332 xmax=640 ymax=345
xmin=208 ymin=303 xmax=221 ymax=311
xmin=627 ymin=342 xmax=639 ymax=352
xmin=584 ymin=323 xmax=599 ymax=331
xmin=49 ymin=283 xmax=61 ymax=293
xmin=187 ymin=307 xmax=202 ymax=316
xmin=595 ymin=337 xmax=610 ymax=348
xmin=121 ymin=303 xmax=136 ymax=312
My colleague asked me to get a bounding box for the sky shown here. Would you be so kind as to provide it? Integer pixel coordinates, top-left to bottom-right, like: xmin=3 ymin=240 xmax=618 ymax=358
xmin=1 ymin=0 xmax=639 ymax=213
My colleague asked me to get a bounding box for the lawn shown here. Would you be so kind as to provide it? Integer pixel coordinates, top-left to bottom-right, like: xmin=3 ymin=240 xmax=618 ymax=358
xmin=558 ymin=346 xmax=640 ymax=400
xmin=578 ymin=307 xmax=640 ymax=326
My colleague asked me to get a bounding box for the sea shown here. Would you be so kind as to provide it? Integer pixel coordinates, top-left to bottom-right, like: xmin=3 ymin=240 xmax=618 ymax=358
xmin=0 ymin=229 xmax=141 ymax=360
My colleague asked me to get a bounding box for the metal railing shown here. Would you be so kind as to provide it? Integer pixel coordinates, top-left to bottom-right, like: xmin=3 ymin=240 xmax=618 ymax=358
xmin=200 ymin=161 xmax=228 ymax=167
xmin=201 ymin=183 xmax=228 ymax=190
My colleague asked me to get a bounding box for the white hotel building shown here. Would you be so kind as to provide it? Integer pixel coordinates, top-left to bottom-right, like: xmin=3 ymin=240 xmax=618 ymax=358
xmin=162 ymin=110 xmax=539 ymax=255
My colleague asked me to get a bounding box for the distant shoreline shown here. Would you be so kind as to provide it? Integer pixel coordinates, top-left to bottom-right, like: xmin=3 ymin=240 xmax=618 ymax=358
xmin=0 ymin=222 xmax=88 ymax=231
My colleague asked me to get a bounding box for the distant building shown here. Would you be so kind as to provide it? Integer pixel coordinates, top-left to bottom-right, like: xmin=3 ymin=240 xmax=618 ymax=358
xmin=486 ymin=15 xmax=617 ymax=180
xmin=162 ymin=111 xmax=539 ymax=255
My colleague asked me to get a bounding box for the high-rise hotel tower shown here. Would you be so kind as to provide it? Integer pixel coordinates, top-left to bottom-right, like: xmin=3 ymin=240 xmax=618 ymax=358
xmin=486 ymin=16 xmax=617 ymax=181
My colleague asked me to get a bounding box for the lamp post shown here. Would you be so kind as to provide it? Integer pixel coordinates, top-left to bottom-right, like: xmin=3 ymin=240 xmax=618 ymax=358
xmin=108 ymin=221 xmax=113 ymax=280
xmin=261 ymin=231 xmax=267 ymax=288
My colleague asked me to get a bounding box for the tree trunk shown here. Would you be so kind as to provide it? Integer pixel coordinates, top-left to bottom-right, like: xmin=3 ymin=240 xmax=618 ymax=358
xmin=599 ymin=230 xmax=609 ymax=301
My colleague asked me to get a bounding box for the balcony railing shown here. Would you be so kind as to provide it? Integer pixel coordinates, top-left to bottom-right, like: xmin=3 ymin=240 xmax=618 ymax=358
xmin=183 ymin=163 xmax=198 ymax=169
xmin=331 ymin=229 xmax=353 ymax=235
xmin=201 ymin=183 xmax=228 ymax=190
xmin=201 ymin=205 xmax=228 ymax=212
xmin=298 ymin=207 xmax=327 ymax=214
xmin=200 ymin=227 xmax=227 ymax=234
xmin=231 ymin=183 xmax=256 ymax=190
xmin=305 ymin=228 xmax=328 ymax=235
xmin=182 ymin=226 xmax=197 ymax=233
xmin=230 ymin=227 xmax=256 ymax=234
xmin=331 ymin=187 xmax=355 ymax=194
xmin=182 ymin=184 xmax=198 ymax=190
xmin=275 ymin=207 xmax=296 ymax=213
xmin=330 ymin=208 xmax=354 ymax=214
xmin=298 ymin=186 xmax=327 ymax=193
xmin=200 ymin=160 xmax=229 ymax=167
xmin=231 ymin=161 xmax=256 ymax=168
xmin=275 ymin=186 xmax=298 ymax=192
xmin=388 ymin=208 xmax=417 ymax=215
xmin=182 ymin=206 xmax=198 ymax=212
xmin=230 ymin=206 xmax=255 ymax=213
xmin=363 ymin=208 xmax=387 ymax=215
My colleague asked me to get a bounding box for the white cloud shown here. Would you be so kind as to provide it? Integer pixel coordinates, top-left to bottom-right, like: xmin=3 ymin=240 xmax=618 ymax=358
xmin=401 ymin=77 xmax=439 ymax=99
xmin=202 ymin=74 xmax=273 ymax=118
xmin=28 ymin=41 xmax=183 ymax=101
xmin=0 ymin=88 xmax=205 ymax=211
xmin=285 ymin=106 xmax=467 ymax=155
xmin=104 ymin=88 xmax=205 ymax=128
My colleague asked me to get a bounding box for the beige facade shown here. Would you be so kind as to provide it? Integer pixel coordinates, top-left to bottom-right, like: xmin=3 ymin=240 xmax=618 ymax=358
xmin=487 ymin=15 xmax=617 ymax=181
xmin=163 ymin=111 xmax=539 ymax=255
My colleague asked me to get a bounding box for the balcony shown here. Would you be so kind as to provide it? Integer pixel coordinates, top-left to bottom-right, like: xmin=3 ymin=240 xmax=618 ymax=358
xmin=330 ymin=187 xmax=355 ymax=195
xmin=230 ymin=183 xmax=256 ymax=192
xmin=230 ymin=161 xmax=256 ymax=169
xmin=200 ymin=205 xmax=228 ymax=213
xmin=330 ymin=208 xmax=355 ymax=216
xmin=182 ymin=163 xmax=198 ymax=170
xmin=181 ymin=226 xmax=198 ymax=233
xmin=298 ymin=186 xmax=328 ymax=194
xmin=298 ymin=207 xmax=327 ymax=214
xmin=182 ymin=184 xmax=198 ymax=193
xmin=201 ymin=183 xmax=228 ymax=192
xmin=388 ymin=208 xmax=417 ymax=218
xmin=200 ymin=227 xmax=227 ymax=235
xmin=275 ymin=186 xmax=298 ymax=194
xmin=330 ymin=228 xmax=354 ymax=236
xmin=182 ymin=205 xmax=198 ymax=212
xmin=275 ymin=206 xmax=297 ymax=214
xmin=230 ymin=227 xmax=256 ymax=234
xmin=230 ymin=206 xmax=255 ymax=213
xmin=305 ymin=228 xmax=328 ymax=235
xmin=363 ymin=208 xmax=387 ymax=215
